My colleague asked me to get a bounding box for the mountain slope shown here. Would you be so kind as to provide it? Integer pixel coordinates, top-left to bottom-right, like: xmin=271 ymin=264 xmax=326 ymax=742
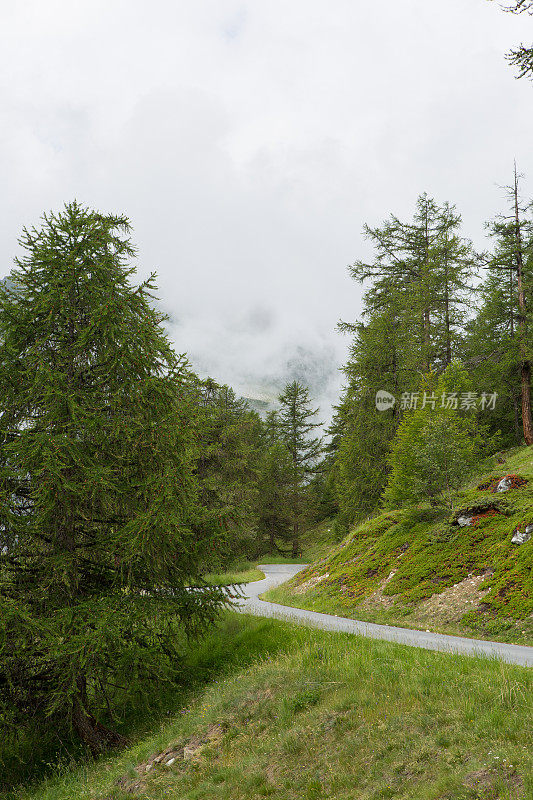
xmin=266 ymin=447 xmax=533 ymax=646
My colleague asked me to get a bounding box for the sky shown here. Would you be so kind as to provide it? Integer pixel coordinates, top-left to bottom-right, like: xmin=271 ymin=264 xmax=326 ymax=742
xmin=1 ymin=0 xmax=532 ymax=419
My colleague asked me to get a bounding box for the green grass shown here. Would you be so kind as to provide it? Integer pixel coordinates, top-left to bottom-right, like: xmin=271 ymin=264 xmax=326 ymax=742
xmin=0 ymin=612 xmax=298 ymax=797
xmin=11 ymin=613 xmax=533 ymax=800
xmin=265 ymin=447 xmax=533 ymax=647
xmin=202 ymin=567 xmax=264 ymax=586
xmin=257 ymin=555 xmax=309 ymax=564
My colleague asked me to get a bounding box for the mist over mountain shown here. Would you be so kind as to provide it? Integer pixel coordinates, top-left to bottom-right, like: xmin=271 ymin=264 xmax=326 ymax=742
xmin=165 ymin=312 xmax=343 ymax=423
xmin=0 ymin=271 xmax=342 ymax=423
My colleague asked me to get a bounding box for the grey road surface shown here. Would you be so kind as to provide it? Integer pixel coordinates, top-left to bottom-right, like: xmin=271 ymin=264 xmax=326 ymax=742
xmin=236 ymin=564 xmax=533 ymax=668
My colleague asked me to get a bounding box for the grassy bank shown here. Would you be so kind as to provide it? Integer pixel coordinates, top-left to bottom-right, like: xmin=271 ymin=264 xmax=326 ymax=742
xmin=265 ymin=447 xmax=533 ymax=647
xmin=11 ymin=613 xmax=532 ymax=800
xmin=0 ymin=610 xmax=284 ymax=795
xmin=202 ymin=565 xmax=264 ymax=586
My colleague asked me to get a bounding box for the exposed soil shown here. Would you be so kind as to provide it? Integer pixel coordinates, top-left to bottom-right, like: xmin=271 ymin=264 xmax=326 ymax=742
xmin=356 ymin=570 xmax=493 ymax=625
xmin=293 ymin=573 xmax=329 ymax=595
xmin=462 ymin=765 xmax=524 ymax=799
xmin=413 ymin=572 xmax=492 ymax=624
xmin=358 ymin=570 xmax=398 ymax=611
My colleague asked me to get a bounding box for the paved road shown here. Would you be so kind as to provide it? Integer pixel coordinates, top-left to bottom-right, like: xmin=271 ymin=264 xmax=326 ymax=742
xmin=236 ymin=564 xmax=533 ymax=668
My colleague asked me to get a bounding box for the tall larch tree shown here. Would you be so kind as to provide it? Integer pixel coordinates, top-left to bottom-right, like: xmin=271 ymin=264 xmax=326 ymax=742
xmin=0 ymin=203 xmax=227 ymax=753
xmin=256 ymin=411 xmax=293 ymax=554
xmin=278 ymin=382 xmax=322 ymax=557
xmin=480 ymin=167 xmax=533 ymax=444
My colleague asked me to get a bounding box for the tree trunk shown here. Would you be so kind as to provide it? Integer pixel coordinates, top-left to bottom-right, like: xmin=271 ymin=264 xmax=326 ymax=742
xmin=422 ymin=204 xmax=432 ymax=371
xmin=423 ymin=309 xmax=431 ymax=370
xmin=72 ymin=676 xmax=128 ymax=755
xmin=443 ymin=248 xmax=452 ymax=366
xmin=513 ymin=164 xmax=533 ymax=445
xmin=291 ymin=521 xmax=300 ymax=558
xmin=521 ymin=362 xmax=533 ymax=445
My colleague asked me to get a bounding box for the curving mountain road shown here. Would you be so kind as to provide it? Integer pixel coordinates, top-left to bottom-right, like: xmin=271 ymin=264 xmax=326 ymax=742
xmin=236 ymin=564 xmax=533 ymax=668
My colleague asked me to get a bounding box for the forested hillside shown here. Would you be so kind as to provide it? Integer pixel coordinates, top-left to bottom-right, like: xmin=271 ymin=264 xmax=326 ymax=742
xmin=266 ymin=173 xmax=533 ymax=648
xmin=328 ymin=175 xmax=533 ymax=534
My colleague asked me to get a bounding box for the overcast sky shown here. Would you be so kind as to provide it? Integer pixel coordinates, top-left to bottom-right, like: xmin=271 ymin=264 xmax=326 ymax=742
xmin=1 ymin=0 xmax=532 ymax=416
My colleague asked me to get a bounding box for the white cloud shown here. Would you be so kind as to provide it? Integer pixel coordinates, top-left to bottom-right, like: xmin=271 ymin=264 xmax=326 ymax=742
xmin=1 ymin=0 xmax=532 ymax=417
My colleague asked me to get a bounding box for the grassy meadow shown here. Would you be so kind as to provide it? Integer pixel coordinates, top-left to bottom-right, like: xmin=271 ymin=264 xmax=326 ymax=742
xmin=6 ymin=613 xmax=532 ymax=800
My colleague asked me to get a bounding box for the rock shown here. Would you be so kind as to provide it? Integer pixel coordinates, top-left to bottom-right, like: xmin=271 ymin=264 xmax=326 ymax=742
xmin=183 ymin=735 xmax=204 ymax=761
xmin=496 ymin=477 xmax=512 ymax=493
xmin=511 ymin=526 xmax=532 ymax=545
xmin=165 ymin=757 xmax=176 ymax=767
xmin=457 ymin=515 xmax=473 ymax=527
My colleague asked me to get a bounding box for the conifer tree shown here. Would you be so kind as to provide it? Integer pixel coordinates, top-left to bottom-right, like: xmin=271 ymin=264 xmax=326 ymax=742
xmin=278 ymin=382 xmax=322 ymax=557
xmin=333 ymin=196 xmax=476 ymax=523
xmin=0 ymin=203 xmax=227 ymax=752
xmin=499 ymin=0 xmax=533 ymax=79
xmin=350 ymin=195 xmax=475 ymax=372
xmin=333 ymin=306 xmax=406 ymax=527
xmin=193 ymin=380 xmax=262 ymax=560
xmin=475 ymin=167 xmax=533 ymax=444
xmin=256 ymin=411 xmax=293 ymax=554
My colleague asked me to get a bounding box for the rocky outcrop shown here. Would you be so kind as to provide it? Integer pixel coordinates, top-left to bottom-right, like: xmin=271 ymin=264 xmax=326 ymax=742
xmin=511 ymin=523 xmax=533 ymax=545
xmin=477 ymin=474 xmax=528 ymax=493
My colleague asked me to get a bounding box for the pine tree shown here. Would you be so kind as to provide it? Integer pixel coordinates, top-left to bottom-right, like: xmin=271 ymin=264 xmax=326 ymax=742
xmin=350 ymin=195 xmax=475 ymax=372
xmin=0 ymin=203 xmax=227 ymax=752
xmin=475 ymin=166 xmax=533 ymax=444
xmin=333 ymin=308 xmax=405 ymax=527
xmin=499 ymin=0 xmax=533 ymax=79
xmin=277 ymin=382 xmax=322 ymax=557
xmin=256 ymin=412 xmax=293 ymax=554
xmin=332 ymin=196 xmax=476 ymax=523
xmin=193 ymin=379 xmax=262 ymax=560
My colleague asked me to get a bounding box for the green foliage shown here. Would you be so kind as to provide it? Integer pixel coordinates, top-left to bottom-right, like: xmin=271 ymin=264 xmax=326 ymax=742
xmin=332 ymin=385 xmax=397 ymax=528
xmin=384 ymin=365 xmax=485 ymax=508
xmin=192 ymin=379 xmax=263 ymax=561
xmin=0 ymin=203 xmax=228 ymax=753
xmin=465 ymin=174 xmax=533 ymax=447
xmin=333 ymin=195 xmax=477 ymax=524
xmin=349 ymin=194 xmax=476 ymax=372
xmin=277 ymin=382 xmax=323 ymax=556
xmin=499 ymin=0 xmax=533 ymax=79
xmin=256 ymin=412 xmax=294 ymax=554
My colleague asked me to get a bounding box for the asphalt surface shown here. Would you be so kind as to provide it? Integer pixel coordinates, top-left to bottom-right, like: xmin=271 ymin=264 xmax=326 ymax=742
xmin=236 ymin=563 xmax=533 ymax=668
